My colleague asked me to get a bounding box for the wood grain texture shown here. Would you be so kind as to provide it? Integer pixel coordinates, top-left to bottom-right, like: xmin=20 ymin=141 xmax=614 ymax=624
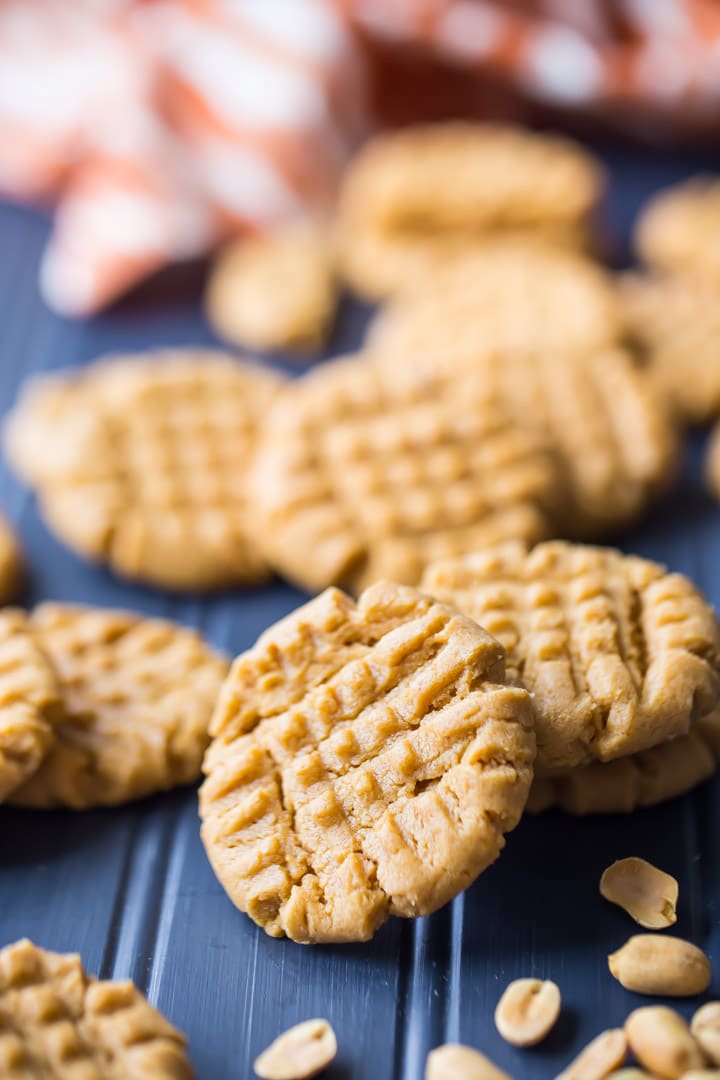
xmin=1 ymin=142 xmax=720 ymax=1077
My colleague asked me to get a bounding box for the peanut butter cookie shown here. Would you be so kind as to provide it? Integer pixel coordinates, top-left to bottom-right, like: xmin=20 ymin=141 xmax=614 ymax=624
xmin=527 ymin=712 xmax=720 ymax=815
xmin=249 ymin=353 xmax=559 ymax=593
xmin=0 ymin=938 xmax=192 ymax=1078
xmin=368 ymin=241 xmax=621 ymax=356
xmin=372 ymin=330 xmax=675 ymax=535
xmin=337 ymin=123 xmax=603 ymax=300
xmin=422 ymin=542 xmax=720 ymax=771
xmin=0 ymin=610 xmax=62 ymax=802
xmin=339 ymin=122 xmax=602 ymax=236
xmin=206 ymin=225 xmax=337 ymax=354
xmin=621 ymin=272 xmax=720 ymax=424
xmin=4 ymin=351 xmax=281 ymax=591
xmin=635 ymin=177 xmax=720 ymax=281
xmin=10 ymin=604 xmax=228 ymax=809
xmin=200 ymin=581 xmax=536 ymax=943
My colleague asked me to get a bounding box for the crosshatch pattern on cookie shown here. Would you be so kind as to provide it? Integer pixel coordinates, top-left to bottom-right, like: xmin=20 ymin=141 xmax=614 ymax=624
xmin=422 ymin=542 xmax=720 ymax=772
xmin=5 ymin=352 xmax=282 ymax=590
xmin=0 ymin=939 xmax=193 ymax=1078
xmin=527 ymin=711 xmax=720 ymax=815
xmin=368 ymin=243 xmax=621 ymax=358
xmin=0 ymin=609 xmax=62 ymax=802
xmin=249 ymin=355 xmax=560 ymax=593
xmin=200 ymin=582 xmax=536 ymax=944
xmin=371 ymin=327 xmax=675 ymax=536
xmin=10 ymin=604 xmax=228 ymax=809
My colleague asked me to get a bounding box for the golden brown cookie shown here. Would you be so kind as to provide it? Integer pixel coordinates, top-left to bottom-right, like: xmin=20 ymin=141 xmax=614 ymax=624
xmin=372 ymin=329 xmax=675 ymax=535
xmin=249 ymin=353 xmax=560 ymax=593
xmin=339 ymin=122 xmax=603 ymax=237
xmin=206 ymin=225 xmax=337 ymax=354
xmin=0 ymin=938 xmax=193 ymax=1078
xmin=621 ymin=272 xmax=720 ymax=424
xmin=10 ymin=604 xmax=228 ymax=809
xmin=0 ymin=514 xmax=22 ymax=604
xmin=333 ymin=223 xmax=477 ymax=302
xmin=200 ymin=581 xmax=536 ymax=943
xmin=0 ymin=610 xmax=62 ymax=802
xmin=368 ymin=241 xmax=622 ymax=360
xmin=335 ymin=220 xmax=587 ymax=301
xmin=527 ymin=712 xmax=720 ymax=815
xmin=422 ymin=542 xmax=720 ymax=771
xmin=4 ymin=351 xmax=282 ymax=591
xmin=635 ymin=177 xmax=720 ymax=280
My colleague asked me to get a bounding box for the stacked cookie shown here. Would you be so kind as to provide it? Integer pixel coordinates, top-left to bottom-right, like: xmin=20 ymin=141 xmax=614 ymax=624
xmin=422 ymin=541 xmax=720 ymax=816
xmin=333 ymin=122 xmax=604 ymax=301
xmin=197 ymin=541 xmax=720 ymax=943
xmin=204 ymin=122 xmax=605 ymax=353
xmin=0 ymin=603 xmax=227 ymax=809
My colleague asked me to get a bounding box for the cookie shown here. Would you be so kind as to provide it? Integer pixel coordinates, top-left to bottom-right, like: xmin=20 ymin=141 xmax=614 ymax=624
xmin=635 ymin=177 xmax=720 ymax=280
xmin=338 ymin=122 xmax=603 ymax=237
xmin=0 ymin=610 xmax=62 ymax=802
xmin=200 ymin=581 xmax=536 ymax=943
xmin=0 ymin=514 xmax=22 ymax=603
xmin=335 ymin=219 xmax=585 ymax=301
xmin=4 ymin=351 xmax=282 ymax=591
xmin=249 ymin=353 xmax=560 ymax=593
xmin=621 ymin=272 xmax=720 ymax=424
xmin=0 ymin=938 xmax=192 ymax=1078
xmin=206 ymin=224 xmax=337 ymax=354
xmin=422 ymin=542 xmax=720 ymax=771
xmin=368 ymin=241 xmax=622 ymax=360
xmin=527 ymin=711 xmax=720 ymax=815
xmin=372 ymin=325 xmax=675 ymax=535
xmin=10 ymin=604 xmax=228 ymax=809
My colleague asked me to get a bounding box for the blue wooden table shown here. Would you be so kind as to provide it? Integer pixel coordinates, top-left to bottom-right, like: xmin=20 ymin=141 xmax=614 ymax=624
xmin=1 ymin=138 xmax=719 ymax=1078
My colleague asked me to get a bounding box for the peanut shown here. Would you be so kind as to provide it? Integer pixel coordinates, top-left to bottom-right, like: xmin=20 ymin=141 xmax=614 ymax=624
xmin=555 ymin=1028 xmax=627 ymax=1080
xmin=600 ymin=858 xmax=678 ymax=929
xmin=494 ymin=977 xmax=560 ymax=1046
xmin=625 ymin=1006 xmax=705 ymax=1079
xmin=608 ymin=935 xmax=712 ymax=996
xmin=253 ymin=1019 xmax=337 ymax=1080
xmin=692 ymin=1002 xmax=720 ymax=1063
xmin=425 ymin=1044 xmax=511 ymax=1080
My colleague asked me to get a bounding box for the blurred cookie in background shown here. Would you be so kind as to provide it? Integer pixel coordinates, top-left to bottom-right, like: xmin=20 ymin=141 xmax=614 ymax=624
xmin=4 ymin=350 xmax=282 ymax=591
xmin=621 ymin=271 xmax=720 ymax=425
xmin=206 ymin=224 xmax=338 ymax=356
xmin=367 ymin=241 xmax=622 ymax=357
xmin=336 ymin=123 xmax=605 ymax=299
xmin=635 ymin=177 xmax=720 ymax=282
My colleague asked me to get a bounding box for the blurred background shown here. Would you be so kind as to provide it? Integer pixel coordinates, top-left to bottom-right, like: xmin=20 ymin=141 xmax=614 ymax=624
xmin=2 ymin=0 xmax=720 ymax=319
